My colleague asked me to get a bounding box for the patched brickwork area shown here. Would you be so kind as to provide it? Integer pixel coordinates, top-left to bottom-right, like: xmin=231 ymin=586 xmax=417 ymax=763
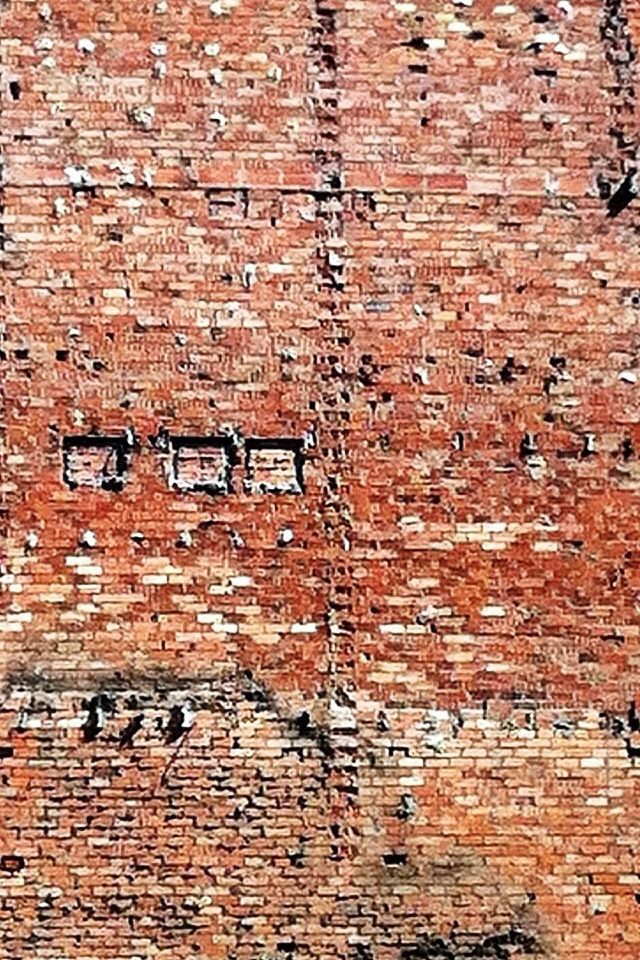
xmin=2 ymin=1 xmax=640 ymax=958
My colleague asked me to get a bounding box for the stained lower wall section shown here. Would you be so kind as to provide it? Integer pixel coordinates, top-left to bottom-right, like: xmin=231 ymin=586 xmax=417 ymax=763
xmin=0 ymin=676 xmax=638 ymax=960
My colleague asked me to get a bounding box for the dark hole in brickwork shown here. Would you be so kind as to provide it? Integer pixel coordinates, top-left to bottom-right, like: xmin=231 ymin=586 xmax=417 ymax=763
xmin=533 ymin=8 xmax=550 ymax=23
xmin=519 ymin=434 xmax=537 ymax=459
xmin=168 ymin=435 xmax=236 ymax=495
xmin=607 ymin=172 xmax=637 ymax=217
xmin=0 ymin=745 xmax=13 ymax=759
xmin=581 ymin=434 xmax=596 ymax=458
xmin=71 ymin=183 xmax=97 ymax=198
xmin=9 ymin=80 xmax=21 ymax=100
xmin=244 ymin=438 xmax=305 ymax=494
xmin=62 ymin=434 xmax=132 ymax=491
xmin=620 ymin=287 xmax=640 ymax=308
xmin=382 ymin=851 xmax=407 ymax=867
xmin=596 ymin=173 xmax=612 ymax=200
xmin=0 ymin=855 xmax=25 ymax=873
xmin=82 ymin=693 xmax=116 ymax=741
xmin=287 ymin=849 xmax=305 ymax=867
xmin=622 ymin=437 xmax=634 ymax=460
xmin=118 ymin=714 xmax=144 ymax=747
xmin=401 ymin=927 xmax=540 ymax=960
xmin=289 ymin=711 xmax=333 ymax=758
xmin=164 ymin=703 xmax=195 ymax=743
xmin=403 ymin=37 xmax=431 ymax=51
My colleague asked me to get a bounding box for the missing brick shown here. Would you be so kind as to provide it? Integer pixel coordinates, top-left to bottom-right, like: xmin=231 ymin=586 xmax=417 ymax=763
xmin=62 ymin=433 xmax=133 ymax=491
xmin=382 ymin=851 xmax=408 ymax=867
xmin=244 ymin=438 xmax=305 ymax=494
xmin=621 ymin=437 xmax=634 ymax=460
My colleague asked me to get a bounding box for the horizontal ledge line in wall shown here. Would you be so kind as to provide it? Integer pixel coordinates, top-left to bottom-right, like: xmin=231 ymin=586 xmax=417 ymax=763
xmin=6 ymin=181 xmax=464 ymax=197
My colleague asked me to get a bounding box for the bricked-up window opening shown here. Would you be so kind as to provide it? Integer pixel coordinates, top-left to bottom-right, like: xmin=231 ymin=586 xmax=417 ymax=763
xmin=244 ymin=438 xmax=305 ymax=494
xmin=62 ymin=435 xmax=131 ymax=491
xmin=168 ymin=435 xmax=235 ymax=495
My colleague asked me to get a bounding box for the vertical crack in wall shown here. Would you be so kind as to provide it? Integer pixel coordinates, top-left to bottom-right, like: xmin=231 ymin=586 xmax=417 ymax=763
xmin=600 ymin=0 xmax=639 ymax=182
xmin=308 ymin=0 xmax=360 ymax=868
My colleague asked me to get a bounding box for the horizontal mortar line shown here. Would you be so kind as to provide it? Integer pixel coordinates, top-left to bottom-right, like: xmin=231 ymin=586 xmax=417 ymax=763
xmin=1 ymin=181 xmax=473 ymax=197
xmin=0 ymin=183 xmax=612 ymax=206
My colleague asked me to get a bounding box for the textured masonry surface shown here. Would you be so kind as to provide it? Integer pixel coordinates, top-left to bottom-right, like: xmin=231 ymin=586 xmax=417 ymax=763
xmin=2 ymin=1 xmax=640 ymax=958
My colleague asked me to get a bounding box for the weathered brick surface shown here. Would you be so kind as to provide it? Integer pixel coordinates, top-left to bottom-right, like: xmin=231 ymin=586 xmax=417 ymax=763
xmin=2 ymin=0 xmax=640 ymax=957
xmin=0 ymin=684 xmax=639 ymax=960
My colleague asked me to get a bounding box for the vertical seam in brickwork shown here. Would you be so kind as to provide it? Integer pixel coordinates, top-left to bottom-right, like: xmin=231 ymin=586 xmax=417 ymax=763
xmin=600 ymin=0 xmax=639 ymax=169
xmin=309 ymin=0 xmax=360 ymax=853
xmin=0 ymin=155 xmax=6 ymax=558
xmin=309 ymin=0 xmax=350 ymax=690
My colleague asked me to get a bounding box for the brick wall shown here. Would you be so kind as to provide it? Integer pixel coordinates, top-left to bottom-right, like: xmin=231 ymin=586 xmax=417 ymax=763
xmin=1 ymin=1 xmax=640 ymax=958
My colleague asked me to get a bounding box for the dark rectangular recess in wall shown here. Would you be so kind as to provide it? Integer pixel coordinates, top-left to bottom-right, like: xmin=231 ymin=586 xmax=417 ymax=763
xmin=62 ymin=435 xmax=130 ymax=491
xmin=168 ymin=435 xmax=235 ymax=495
xmin=244 ymin=438 xmax=305 ymax=494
